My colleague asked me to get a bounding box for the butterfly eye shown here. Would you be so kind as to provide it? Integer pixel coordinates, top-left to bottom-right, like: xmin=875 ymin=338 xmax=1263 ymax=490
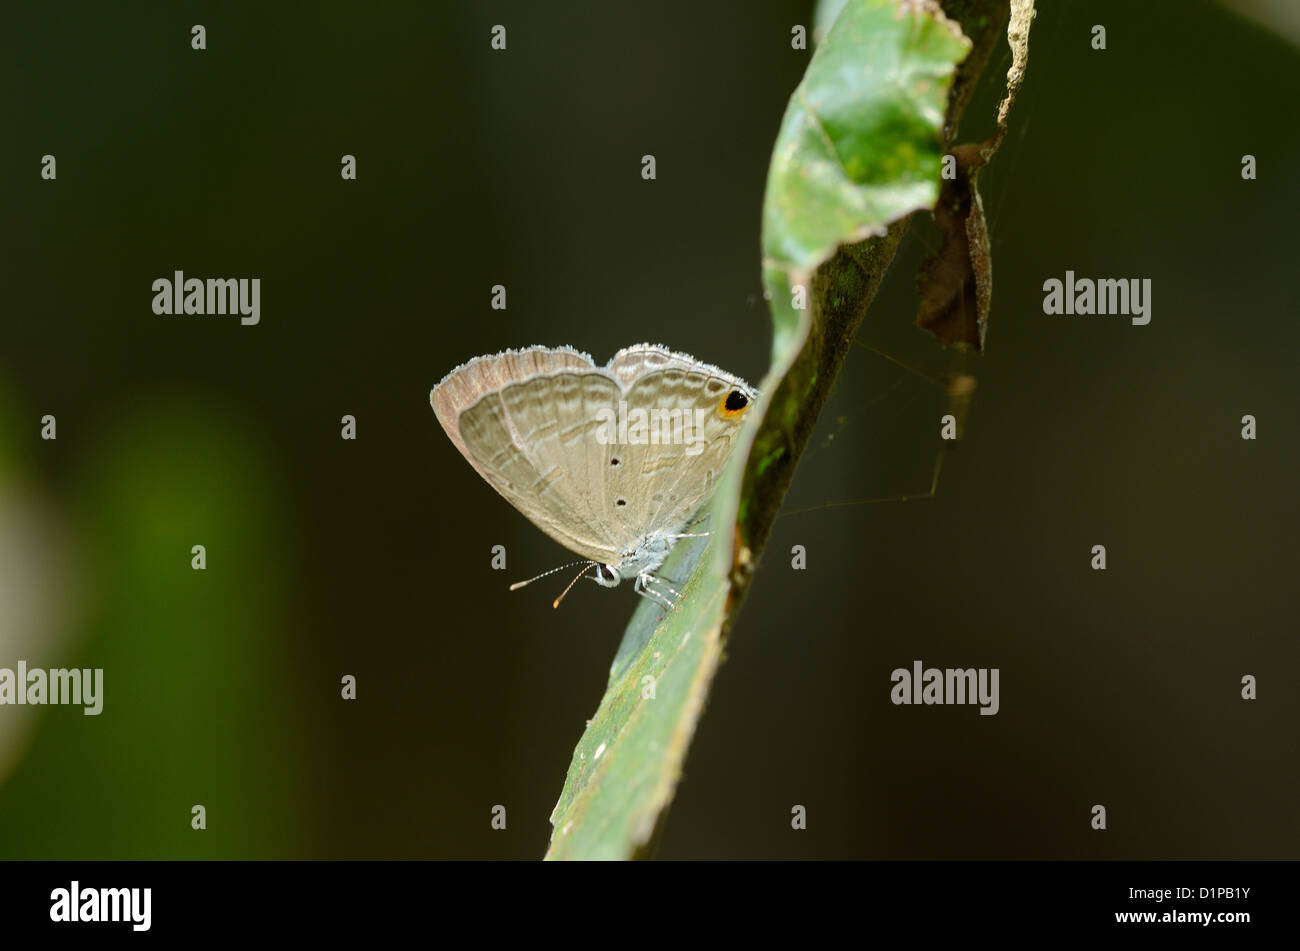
xmin=615 ymin=498 xmax=627 ymax=507
xmin=721 ymin=390 xmax=749 ymax=415
xmin=610 ymin=457 xmax=621 ymax=467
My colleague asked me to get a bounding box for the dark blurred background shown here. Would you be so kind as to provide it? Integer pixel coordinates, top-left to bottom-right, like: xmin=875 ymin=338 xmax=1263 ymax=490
xmin=0 ymin=0 xmax=1296 ymax=859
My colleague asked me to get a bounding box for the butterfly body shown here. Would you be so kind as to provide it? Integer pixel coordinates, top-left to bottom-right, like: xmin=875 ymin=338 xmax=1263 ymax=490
xmin=594 ymin=529 xmax=675 ymax=584
xmin=430 ymin=344 xmax=757 ymax=607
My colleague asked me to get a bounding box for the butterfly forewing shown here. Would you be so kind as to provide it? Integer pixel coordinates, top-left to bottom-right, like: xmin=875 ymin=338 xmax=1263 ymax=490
xmin=456 ymin=372 xmax=623 ymax=565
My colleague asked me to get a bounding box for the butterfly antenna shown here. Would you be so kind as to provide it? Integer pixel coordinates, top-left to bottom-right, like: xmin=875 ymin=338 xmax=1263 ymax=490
xmin=552 ymin=562 xmax=597 ymax=610
xmin=509 ymin=559 xmax=594 ymax=592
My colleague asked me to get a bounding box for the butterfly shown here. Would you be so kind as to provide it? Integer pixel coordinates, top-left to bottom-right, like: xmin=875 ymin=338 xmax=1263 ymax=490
xmin=430 ymin=344 xmax=758 ymax=609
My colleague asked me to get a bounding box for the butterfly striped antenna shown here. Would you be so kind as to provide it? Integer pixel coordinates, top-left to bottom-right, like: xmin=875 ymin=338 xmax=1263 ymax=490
xmin=508 ymin=559 xmax=595 ymax=593
xmin=552 ymin=562 xmax=599 ymax=610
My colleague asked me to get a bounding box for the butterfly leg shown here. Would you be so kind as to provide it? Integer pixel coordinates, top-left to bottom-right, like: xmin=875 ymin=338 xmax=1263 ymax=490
xmin=644 ymin=573 xmax=684 ymax=601
xmin=650 ymin=531 xmax=712 ymax=588
xmin=639 ymin=572 xmax=685 ymax=609
xmin=634 ymin=572 xmax=678 ymax=611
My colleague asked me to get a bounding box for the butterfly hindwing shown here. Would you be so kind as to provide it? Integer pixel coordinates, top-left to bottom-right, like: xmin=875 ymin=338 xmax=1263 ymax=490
xmin=599 ymin=367 xmax=752 ymax=540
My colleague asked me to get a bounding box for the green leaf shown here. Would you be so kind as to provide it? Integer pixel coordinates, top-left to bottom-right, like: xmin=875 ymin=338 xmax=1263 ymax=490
xmin=812 ymin=0 xmax=850 ymax=45
xmin=545 ymin=0 xmax=1006 ymax=861
xmin=545 ymin=530 xmax=723 ymax=860
xmin=763 ymin=0 xmax=971 ymax=284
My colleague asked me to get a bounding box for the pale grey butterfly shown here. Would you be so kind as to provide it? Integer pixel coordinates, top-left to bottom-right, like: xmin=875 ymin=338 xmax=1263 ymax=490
xmin=430 ymin=344 xmax=758 ymax=610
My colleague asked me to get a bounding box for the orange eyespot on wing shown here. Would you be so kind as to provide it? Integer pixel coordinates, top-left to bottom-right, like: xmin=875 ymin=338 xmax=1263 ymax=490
xmin=719 ymin=389 xmax=750 ymax=418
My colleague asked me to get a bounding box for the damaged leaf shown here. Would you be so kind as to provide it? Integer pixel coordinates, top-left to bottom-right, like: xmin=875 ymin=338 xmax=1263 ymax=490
xmin=917 ymin=0 xmax=1035 ymax=350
